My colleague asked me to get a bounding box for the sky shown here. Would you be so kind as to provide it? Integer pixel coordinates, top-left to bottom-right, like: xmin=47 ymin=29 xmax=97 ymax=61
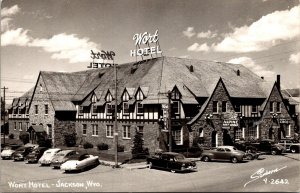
xmin=1 ymin=0 xmax=300 ymax=104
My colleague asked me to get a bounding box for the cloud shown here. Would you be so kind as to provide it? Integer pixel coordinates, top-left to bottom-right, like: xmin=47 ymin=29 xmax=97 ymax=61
xmin=29 ymin=33 xmax=100 ymax=63
xmin=187 ymin=43 xmax=210 ymax=52
xmin=23 ymin=74 xmax=35 ymax=80
xmin=183 ymin=27 xmax=196 ymax=38
xmin=197 ymin=30 xmax=217 ymax=39
xmin=214 ymin=5 xmax=300 ymax=52
xmin=1 ymin=5 xmax=20 ymax=17
xmin=1 ymin=28 xmax=32 ymax=46
xmin=228 ymin=57 xmax=275 ymax=78
xmin=289 ymin=52 xmax=300 ymax=64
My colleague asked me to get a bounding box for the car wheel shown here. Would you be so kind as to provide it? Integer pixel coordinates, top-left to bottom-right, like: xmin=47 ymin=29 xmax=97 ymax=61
xmin=231 ymin=157 xmax=238 ymax=163
xmin=246 ymin=154 xmax=253 ymax=160
xmin=271 ymin=150 xmax=277 ymax=155
xmin=291 ymin=148 xmax=297 ymax=153
xmin=149 ymin=162 xmax=152 ymax=169
xmin=202 ymin=156 xmax=210 ymax=162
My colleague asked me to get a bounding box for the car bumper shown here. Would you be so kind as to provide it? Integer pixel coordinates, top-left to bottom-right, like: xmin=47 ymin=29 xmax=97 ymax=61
xmin=39 ymin=160 xmax=52 ymax=165
xmin=27 ymin=158 xmax=38 ymax=163
xmin=51 ymin=162 xmax=63 ymax=168
xmin=1 ymin=155 xmax=12 ymax=159
xmin=181 ymin=166 xmax=197 ymax=171
xmin=14 ymin=156 xmax=24 ymax=161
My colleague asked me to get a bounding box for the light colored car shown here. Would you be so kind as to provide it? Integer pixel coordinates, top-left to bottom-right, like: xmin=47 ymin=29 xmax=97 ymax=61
xmin=1 ymin=145 xmax=22 ymax=159
xmin=51 ymin=150 xmax=78 ymax=168
xmin=38 ymin=148 xmax=61 ymax=165
xmin=278 ymin=139 xmax=300 ymax=153
xmin=60 ymin=153 xmax=99 ymax=172
xmin=201 ymin=146 xmax=245 ymax=163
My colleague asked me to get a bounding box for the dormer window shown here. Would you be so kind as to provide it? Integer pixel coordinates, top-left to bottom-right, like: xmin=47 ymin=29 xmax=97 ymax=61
xmin=106 ymin=103 xmax=113 ymax=114
xmin=136 ymin=101 xmax=143 ymax=114
xmin=172 ymin=101 xmax=180 ymax=114
xmin=123 ymin=102 xmax=129 ymax=115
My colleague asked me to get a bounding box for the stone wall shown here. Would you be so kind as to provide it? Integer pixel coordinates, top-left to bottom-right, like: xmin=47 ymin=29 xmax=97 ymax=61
xmin=29 ymin=74 xmax=55 ymax=144
xmin=75 ymin=120 xmax=160 ymax=152
xmin=190 ymin=79 xmax=236 ymax=147
xmin=8 ymin=119 xmax=29 ymax=140
xmin=54 ymin=119 xmax=76 ymax=147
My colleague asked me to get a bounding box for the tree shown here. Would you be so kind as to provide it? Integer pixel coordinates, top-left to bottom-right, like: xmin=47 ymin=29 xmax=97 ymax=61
xmin=131 ymin=128 xmax=145 ymax=158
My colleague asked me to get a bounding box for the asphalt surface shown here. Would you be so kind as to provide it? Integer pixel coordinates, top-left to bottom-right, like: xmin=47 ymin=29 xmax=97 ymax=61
xmin=0 ymin=153 xmax=299 ymax=192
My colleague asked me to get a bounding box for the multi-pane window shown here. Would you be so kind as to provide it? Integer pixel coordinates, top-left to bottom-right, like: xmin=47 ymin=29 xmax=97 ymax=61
xmin=47 ymin=125 xmax=52 ymax=139
xmin=45 ymin=104 xmax=49 ymax=115
xmin=276 ymin=102 xmax=281 ymax=112
xmin=222 ymin=101 xmax=227 ymax=112
xmin=79 ymin=106 xmax=84 ymax=114
xmin=26 ymin=122 xmax=29 ymax=130
xmin=106 ymin=103 xmax=113 ymax=114
xmin=123 ymin=125 xmax=131 ymax=139
xmin=172 ymin=101 xmax=180 ymax=114
xmin=82 ymin=124 xmax=87 ymax=135
xmin=234 ymin=104 xmax=241 ymax=112
xmin=106 ymin=125 xmax=113 ymax=137
xmin=213 ymin=101 xmax=218 ymax=113
xmin=248 ymin=127 xmax=257 ymax=139
xmin=14 ymin=108 xmax=18 ymax=114
xmin=19 ymin=122 xmax=22 ymax=131
xmin=252 ymin=105 xmax=257 ymax=113
xmin=92 ymin=104 xmax=97 ymax=114
xmin=235 ymin=128 xmax=243 ymax=140
xmin=270 ymin=102 xmax=274 ymax=112
xmin=92 ymin=124 xmax=98 ymax=136
xmin=34 ymin=105 xmax=38 ymax=114
xmin=136 ymin=102 xmax=143 ymax=114
xmin=123 ymin=102 xmax=129 ymax=114
xmin=137 ymin=126 xmax=144 ymax=134
xmin=172 ymin=129 xmax=183 ymax=145
xmin=14 ymin=122 xmax=17 ymax=130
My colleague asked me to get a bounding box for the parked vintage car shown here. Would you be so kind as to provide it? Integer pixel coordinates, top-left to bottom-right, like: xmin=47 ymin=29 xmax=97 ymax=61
xmin=201 ymin=146 xmax=245 ymax=163
xmin=246 ymin=139 xmax=285 ymax=155
xmin=51 ymin=150 xmax=79 ymax=168
xmin=26 ymin=147 xmax=49 ymax=163
xmin=278 ymin=139 xmax=300 ymax=153
xmin=38 ymin=148 xmax=62 ymax=166
xmin=146 ymin=152 xmax=197 ymax=173
xmin=13 ymin=146 xmax=34 ymax=161
xmin=1 ymin=144 xmax=22 ymax=159
xmin=60 ymin=153 xmax=100 ymax=172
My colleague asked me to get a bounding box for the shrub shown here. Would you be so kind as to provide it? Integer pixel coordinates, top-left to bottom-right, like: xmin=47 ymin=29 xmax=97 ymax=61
xmin=97 ymin=143 xmax=109 ymax=150
xmin=19 ymin=133 xmax=29 ymax=144
xmin=37 ymin=138 xmax=52 ymax=148
xmin=8 ymin=134 xmax=14 ymax=139
xmin=64 ymin=133 xmax=76 ymax=147
xmin=83 ymin=142 xmax=94 ymax=149
xmin=117 ymin=144 xmax=125 ymax=152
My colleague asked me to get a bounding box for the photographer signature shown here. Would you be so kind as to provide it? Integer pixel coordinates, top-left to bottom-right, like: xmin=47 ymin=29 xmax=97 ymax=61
xmin=244 ymin=166 xmax=287 ymax=187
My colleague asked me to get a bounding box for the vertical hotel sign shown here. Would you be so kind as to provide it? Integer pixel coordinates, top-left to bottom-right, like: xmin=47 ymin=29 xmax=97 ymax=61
xmin=130 ymin=29 xmax=162 ymax=59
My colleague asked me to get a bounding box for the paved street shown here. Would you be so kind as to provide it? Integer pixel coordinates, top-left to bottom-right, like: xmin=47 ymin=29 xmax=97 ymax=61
xmin=1 ymin=153 xmax=299 ymax=192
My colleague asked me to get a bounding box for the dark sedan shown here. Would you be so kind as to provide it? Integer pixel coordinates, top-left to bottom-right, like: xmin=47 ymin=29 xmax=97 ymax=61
xmin=146 ymin=152 xmax=197 ymax=173
xmin=26 ymin=147 xmax=49 ymax=163
xmin=13 ymin=146 xmax=34 ymax=161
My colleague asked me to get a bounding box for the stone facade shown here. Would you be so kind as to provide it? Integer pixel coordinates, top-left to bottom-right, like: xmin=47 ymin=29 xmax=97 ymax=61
xmin=259 ymin=84 xmax=295 ymax=142
xmin=190 ymin=79 xmax=236 ymax=147
xmin=29 ymin=74 xmax=55 ymax=144
xmin=54 ymin=119 xmax=76 ymax=147
xmin=8 ymin=118 xmax=30 ymax=139
xmin=75 ymin=120 xmax=160 ymax=152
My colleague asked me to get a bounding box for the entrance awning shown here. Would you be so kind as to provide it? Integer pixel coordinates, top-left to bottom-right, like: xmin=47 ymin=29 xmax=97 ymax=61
xmin=28 ymin=125 xmax=45 ymax=133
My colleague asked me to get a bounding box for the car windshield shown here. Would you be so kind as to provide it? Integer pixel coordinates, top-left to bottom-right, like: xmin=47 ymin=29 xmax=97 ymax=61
xmin=174 ymin=155 xmax=185 ymax=160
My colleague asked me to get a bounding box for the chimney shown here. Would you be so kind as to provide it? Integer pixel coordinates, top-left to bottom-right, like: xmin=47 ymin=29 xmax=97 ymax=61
xmin=277 ymin=75 xmax=281 ymax=90
xmin=189 ymin=65 xmax=194 ymax=72
xmin=237 ymin=69 xmax=240 ymax=76
xmin=261 ymin=76 xmax=264 ymax=80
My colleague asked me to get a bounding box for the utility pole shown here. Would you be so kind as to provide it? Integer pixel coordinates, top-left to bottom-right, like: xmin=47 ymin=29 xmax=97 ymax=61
xmin=159 ymin=90 xmax=172 ymax=152
xmin=114 ymin=63 xmax=119 ymax=167
xmin=167 ymin=91 xmax=172 ymax=152
xmin=1 ymin=87 xmax=8 ymax=145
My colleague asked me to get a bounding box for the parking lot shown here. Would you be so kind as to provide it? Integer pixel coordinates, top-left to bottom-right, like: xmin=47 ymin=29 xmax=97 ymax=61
xmin=1 ymin=153 xmax=299 ymax=192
